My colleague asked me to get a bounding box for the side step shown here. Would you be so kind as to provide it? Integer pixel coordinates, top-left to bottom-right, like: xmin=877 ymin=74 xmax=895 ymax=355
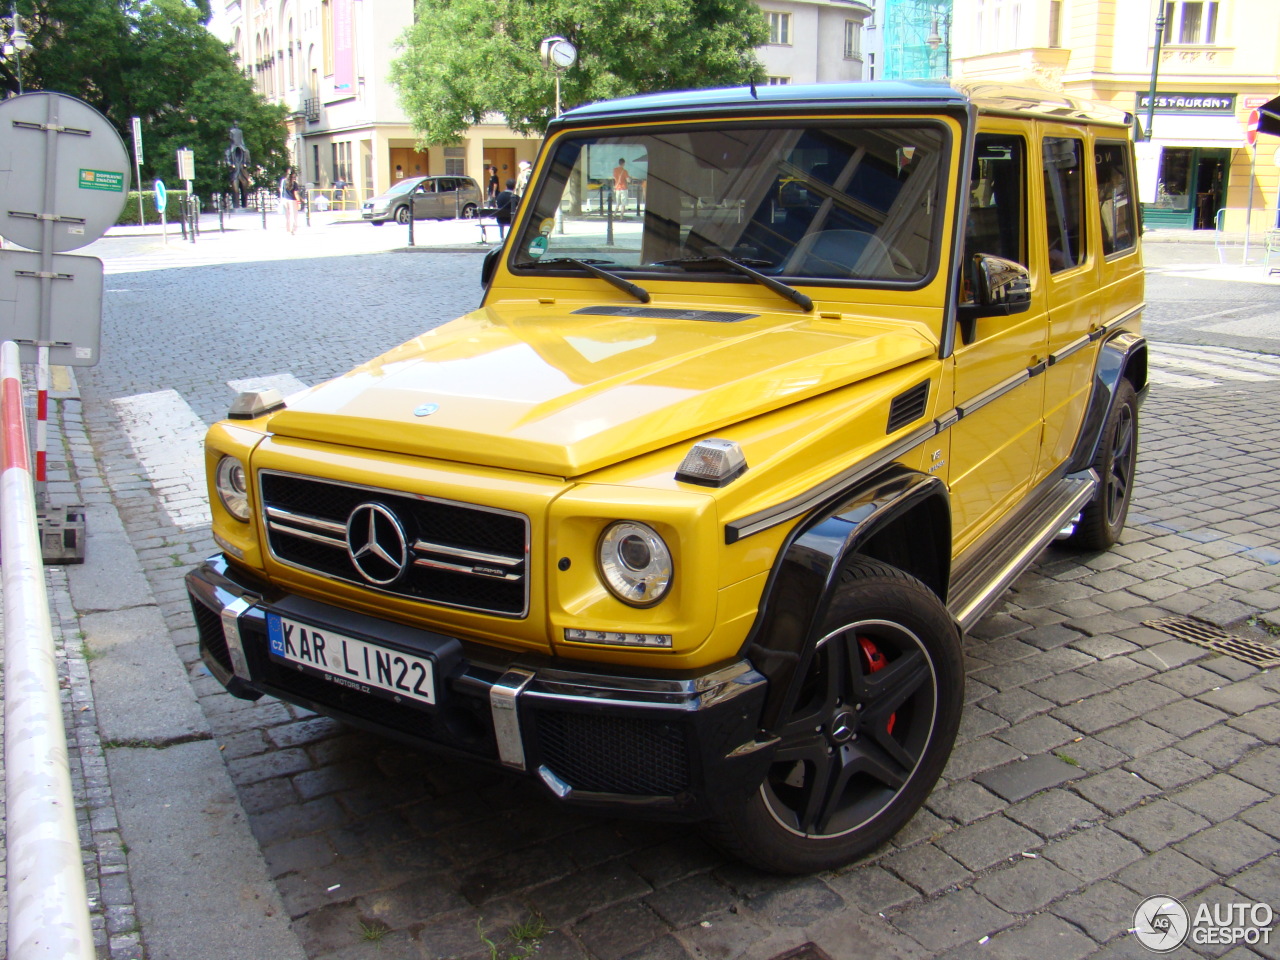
xmin=948 ymin=473 xmax=1095 ymax=632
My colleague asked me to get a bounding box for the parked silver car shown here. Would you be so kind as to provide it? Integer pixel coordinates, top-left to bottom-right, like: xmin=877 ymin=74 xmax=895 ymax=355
xmin=362 ymin=176 xmax=481 ymax=225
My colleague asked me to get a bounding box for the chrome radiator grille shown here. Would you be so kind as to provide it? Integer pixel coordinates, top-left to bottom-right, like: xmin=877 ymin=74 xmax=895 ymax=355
xmin=259 ymin=470 xmax=529 ymax=617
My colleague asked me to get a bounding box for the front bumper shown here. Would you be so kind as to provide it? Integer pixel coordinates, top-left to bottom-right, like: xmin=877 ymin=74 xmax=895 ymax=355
xmin=186 ymin=556 xmax=772 ymax=819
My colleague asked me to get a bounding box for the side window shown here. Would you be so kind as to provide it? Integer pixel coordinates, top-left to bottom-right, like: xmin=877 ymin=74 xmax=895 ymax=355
xmin=1095 ymin=141 xmax=1136 ymax=256
xmin=1042 ymin=137 xmax=1087 ymax=272
xmin=966 ymin=134 xmax=1026 ymax=267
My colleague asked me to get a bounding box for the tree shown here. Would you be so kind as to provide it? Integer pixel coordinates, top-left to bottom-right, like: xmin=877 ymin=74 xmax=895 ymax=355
xmin=2 ymin=0 xmax=288 ymax=195
xmin=391 ymin=0 xmax=767 ymax=146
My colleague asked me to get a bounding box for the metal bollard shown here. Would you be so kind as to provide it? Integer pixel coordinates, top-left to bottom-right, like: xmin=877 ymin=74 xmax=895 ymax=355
xmin=606 ymin=189 xmax=614 ymax=246
xmin=408 ymin=194 xmax=415 ymax=247
xmin=218 ymin=192 xmax=225 ymax=232
xmin=305 ymin=188 xmax=311 ymax=227
xmin=179 ymin=196 xmax=188 ymax=240
xmin=261 ymin=189 xmax=268 ymax=229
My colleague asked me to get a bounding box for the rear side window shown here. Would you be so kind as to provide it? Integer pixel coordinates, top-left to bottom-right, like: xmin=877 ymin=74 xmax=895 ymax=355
xmin=1042 ymin=137 xmax=1087 ymax=272
xmin=1095 ymin=141 xmax=1137 ymax=256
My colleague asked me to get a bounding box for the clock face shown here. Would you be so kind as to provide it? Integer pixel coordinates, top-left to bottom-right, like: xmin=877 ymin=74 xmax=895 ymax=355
xmin=550 ymin=39 xmax=577 ymax=68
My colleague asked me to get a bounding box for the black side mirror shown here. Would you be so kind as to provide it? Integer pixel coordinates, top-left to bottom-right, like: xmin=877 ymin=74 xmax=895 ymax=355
xmin=480 ymin=246 xmax=502 ymax=288
xmin=958 ymin=253 xmax=1031 ymax=343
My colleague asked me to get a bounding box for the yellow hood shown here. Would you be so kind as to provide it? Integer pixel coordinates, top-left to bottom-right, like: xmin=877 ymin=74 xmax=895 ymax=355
xmin=266 ymin=302 xmax=937 ymax=477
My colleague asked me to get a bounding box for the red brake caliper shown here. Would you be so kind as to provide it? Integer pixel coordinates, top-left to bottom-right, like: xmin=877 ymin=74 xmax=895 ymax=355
xmin=857 ymin=636 xmax=896 ymax=735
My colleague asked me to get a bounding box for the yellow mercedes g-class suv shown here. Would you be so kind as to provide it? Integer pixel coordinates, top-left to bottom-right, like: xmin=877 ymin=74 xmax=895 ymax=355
xmin=188 ymin=81 xmax=1145 ymax=874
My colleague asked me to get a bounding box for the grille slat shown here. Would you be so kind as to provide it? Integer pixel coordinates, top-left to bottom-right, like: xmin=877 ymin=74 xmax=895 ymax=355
xmin=260 ymin=471 xmax=530 ymax=617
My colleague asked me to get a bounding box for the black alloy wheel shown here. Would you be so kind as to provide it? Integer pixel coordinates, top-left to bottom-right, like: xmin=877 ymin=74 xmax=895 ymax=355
xmin=1070 ymin=378 xmax=1138 ymax=550
xmin=711 ymin=558 xmax=963 ymax=874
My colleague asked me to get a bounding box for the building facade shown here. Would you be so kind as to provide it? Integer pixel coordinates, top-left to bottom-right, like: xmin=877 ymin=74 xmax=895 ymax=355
xmin=217 ymin=0 xmax=539 ymax=203
xmin=951 ymin=0 xmax=1280 ymax=233
xmin=755 ymin=0 xmax=874 ymax=84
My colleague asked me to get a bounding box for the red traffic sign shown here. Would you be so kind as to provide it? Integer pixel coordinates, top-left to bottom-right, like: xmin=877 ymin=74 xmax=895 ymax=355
xmin=1247 ymin=108 xmax=1260 ymax=146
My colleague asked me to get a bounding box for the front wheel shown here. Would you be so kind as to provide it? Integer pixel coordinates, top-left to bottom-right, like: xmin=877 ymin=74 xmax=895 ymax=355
xmin=710 ymin=558 xmax=963 ymax=874
xmin=1069 ymin=378 xmax=1138 ymax=550
xmin=395 ymin=205 xmax=411 ymax=225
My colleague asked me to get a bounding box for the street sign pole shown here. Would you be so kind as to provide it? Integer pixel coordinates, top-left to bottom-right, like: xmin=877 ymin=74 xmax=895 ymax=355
xmin=131 ymin=117 xmax=145 ymax=228
xmin=155 ymin=179 xmax=168 ymax=245
xmin=1245 ymin=109 xmax=1260 ymax=264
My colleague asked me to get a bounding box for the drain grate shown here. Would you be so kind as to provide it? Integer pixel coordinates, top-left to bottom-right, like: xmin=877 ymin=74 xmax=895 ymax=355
xmin=1143 ymin=617 xmax=1280 ymax=668
xmin=766 ymin=946 xmax=834 ymax=960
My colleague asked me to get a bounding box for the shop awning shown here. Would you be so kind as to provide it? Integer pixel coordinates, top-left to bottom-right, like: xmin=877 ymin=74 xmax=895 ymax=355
xmin=1144 ymin=114 xmax=1244 ymax=149
xmin=1259 ymin=94 xmax=1280 ymax=138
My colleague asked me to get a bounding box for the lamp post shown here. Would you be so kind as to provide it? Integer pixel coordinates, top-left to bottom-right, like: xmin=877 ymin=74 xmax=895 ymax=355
xmin=3 ymin=3 xmax=30 ymax=95
xmin=1143 ymin=14 xmax=1166 ymax=141
xmin=924 ymin=11 xmax=951 ymax=79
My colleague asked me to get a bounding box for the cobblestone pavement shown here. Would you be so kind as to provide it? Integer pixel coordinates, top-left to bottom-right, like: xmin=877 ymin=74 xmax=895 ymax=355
xmin=21 ymin=225 xmax=1280 ymax=959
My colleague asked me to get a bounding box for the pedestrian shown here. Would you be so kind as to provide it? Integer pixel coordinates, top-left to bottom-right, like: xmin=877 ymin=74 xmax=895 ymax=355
xmin=494 ymin=178 xmax=519 ymax=239
xmin=612 ymin=158 xmax=631 ymax=210
xmin=515 ymin=160 xmax=532 ymax=197
xmin=279 ymin=170 xmax=302 ymax=235
xmin=487 ymin=165 xmax=500 ymax=201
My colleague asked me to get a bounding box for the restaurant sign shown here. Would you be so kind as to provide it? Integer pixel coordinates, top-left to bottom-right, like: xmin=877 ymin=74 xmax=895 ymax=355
xmin=1136 ymin=92 xmax=1236 ymax=114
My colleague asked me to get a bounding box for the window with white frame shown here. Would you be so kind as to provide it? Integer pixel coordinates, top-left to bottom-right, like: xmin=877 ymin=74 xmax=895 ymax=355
xmin=766 ymin=11 xmax=791 ymax=44
xmin=844 ymin=19 xmax=862 ymax=59
xmin=766 ymin=75 xmax=791 ymax=84
xmin=1164 ymin=1 xmax=1219 ymax=43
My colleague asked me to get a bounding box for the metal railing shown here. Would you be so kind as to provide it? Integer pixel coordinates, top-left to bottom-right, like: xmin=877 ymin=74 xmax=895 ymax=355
xmin=1 ymin=340 xmax=96 ymax=960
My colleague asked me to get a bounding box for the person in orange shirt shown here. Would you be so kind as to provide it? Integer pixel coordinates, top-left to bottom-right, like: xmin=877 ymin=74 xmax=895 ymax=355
xmin=612 ymin=158 xmax=631 ymax=211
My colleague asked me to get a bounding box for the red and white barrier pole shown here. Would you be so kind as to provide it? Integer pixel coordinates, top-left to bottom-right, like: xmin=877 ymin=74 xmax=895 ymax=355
xmin=1 ymin=340 xmax=96 ymax=960
xmin=35 ymin=343 xmax=48 ymax=504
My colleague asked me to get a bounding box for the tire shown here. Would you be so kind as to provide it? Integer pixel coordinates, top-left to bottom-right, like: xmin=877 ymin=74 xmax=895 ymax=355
xmin=370 ymin=220 xmax=384 ymax=227
xmin=395 ymin=205 xmax=411 ymax=225
xmin=1069 ymin=378 xmax=1138 ymax=550
xmin=710 ymin=557 xmax=963 ymax=874
xmin=461 ymin=203 xmax=478 ymax=219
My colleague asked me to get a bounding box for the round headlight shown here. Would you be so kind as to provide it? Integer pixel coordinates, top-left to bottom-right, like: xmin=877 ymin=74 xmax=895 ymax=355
xmin=215 ymin=456 xmax=251 ymax=521
xmin=598 ymin=521 xmax=673 ymax=607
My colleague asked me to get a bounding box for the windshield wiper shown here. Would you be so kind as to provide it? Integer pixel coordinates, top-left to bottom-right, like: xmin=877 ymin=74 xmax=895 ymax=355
xmin=653 ymin=256 xmax=812 ymax=312
xmin=524 ymin=257 xmax=649 ymax=304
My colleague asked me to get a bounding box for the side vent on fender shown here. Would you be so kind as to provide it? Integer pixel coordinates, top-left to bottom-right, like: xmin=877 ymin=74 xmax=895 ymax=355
xmin=887 ymin=381 xmax=930 ymax=434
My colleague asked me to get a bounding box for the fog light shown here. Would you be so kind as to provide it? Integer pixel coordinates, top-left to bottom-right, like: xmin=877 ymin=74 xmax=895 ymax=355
xmin=564 ymin=628 xmax=673 ymax=648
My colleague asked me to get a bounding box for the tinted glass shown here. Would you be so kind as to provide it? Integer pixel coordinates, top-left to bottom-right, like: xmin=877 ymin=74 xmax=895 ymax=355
xmin=1042 ymin=137 xmax=1087 ymax=272
xmin=966 ymin=133 xmax=1026 ymax=267
xmin=1096 ymin=141 xmax=1136 ymax=255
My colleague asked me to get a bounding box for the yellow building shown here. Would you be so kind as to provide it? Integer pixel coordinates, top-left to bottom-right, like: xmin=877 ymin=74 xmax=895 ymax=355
xmin=216 ymin=0 xmax=539 ymax=205
xmin=952 ymin=0 xmax=1280 ymax=233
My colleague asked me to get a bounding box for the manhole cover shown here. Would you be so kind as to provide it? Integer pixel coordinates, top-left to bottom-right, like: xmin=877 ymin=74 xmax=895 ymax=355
xmin=1143 ymin=617 xmax=1280 ymax=668
xmin=767 ymin=945 xmax=834 ymax=960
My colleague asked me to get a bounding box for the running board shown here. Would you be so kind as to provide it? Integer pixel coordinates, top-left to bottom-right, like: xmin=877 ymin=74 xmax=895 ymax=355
xmin=948 ymin=472 xmax=1097 ymax=632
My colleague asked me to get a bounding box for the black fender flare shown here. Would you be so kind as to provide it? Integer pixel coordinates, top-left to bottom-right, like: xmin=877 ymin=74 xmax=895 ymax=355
xmin=1067 ymin=329 xmax=1148 ymax=473
xmin=738 ymin=464 xmax=951 ymax=734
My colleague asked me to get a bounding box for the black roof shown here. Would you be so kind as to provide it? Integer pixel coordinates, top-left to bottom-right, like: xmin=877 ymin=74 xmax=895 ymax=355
xmin=557 ymin=80 xmax=1131 ymax=129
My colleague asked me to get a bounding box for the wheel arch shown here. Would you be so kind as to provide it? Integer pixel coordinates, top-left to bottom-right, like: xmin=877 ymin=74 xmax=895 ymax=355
xmin=1066 ymin=329 xmax=1147 ymax=474
xmin=738 ymin=464 xmax=952 ymax=734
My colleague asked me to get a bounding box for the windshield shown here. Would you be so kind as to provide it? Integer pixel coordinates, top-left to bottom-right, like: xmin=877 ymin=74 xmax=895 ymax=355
xmin=385 ymin=178 xmax=421 ymax=197
xmin=511 ymin=121 xmax=950 ymax=284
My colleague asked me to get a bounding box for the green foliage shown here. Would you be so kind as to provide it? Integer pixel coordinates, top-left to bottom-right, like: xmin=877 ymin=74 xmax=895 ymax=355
xmin=3 ymin=0 xmax=289 ymax=194
xmin=391 ymin=0 xmax=767 ymax=145
xmin=474 ymin=913 xmax=547 ymax=960
xmin=114 ymin=190 xmax=190 ymax=226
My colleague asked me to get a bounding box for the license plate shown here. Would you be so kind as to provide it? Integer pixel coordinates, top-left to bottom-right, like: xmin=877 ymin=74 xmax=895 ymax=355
xmin=266 ymin=612 xmax=436 ymax=707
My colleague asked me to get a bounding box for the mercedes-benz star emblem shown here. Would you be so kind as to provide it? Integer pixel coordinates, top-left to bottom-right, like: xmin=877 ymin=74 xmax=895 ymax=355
xmin=345 ymin=503 xmax=409 ymax=586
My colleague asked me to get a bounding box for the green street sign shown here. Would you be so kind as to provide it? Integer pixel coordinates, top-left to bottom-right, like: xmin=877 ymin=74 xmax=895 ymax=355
xmin=79 ymin=168 xmax=126 ymax=192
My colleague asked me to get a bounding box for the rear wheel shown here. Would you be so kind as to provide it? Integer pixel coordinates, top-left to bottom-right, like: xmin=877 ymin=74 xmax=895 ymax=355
xmin=710 ymin=558 xmax=963 ymax=874
xmin=461 ymin=203 xmax=478 ymax=219
xmin=1070 ymin=378 xmax=1138 ymax=550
